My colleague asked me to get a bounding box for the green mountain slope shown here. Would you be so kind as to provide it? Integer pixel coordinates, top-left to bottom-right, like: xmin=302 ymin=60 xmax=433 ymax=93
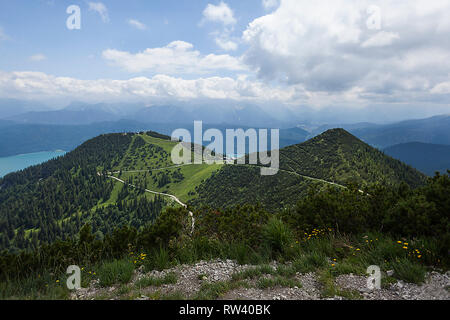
xmin=0 ymin=131 xmax=221 ymax=252
xmin=278 ymin=129 xmax=426 ymax=188
xmin=0 ymin=128 xmax=426 ymax=252
xmin=192 ymin=129 xmax=427 ymax=211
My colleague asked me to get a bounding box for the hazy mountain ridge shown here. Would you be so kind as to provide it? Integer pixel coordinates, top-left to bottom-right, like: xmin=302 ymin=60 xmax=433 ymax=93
xmin=1 ymin=99 xmax=449 ymax=178
xmin=313 ymin=115 xmax=450 ymax=148
xmin=0 ymin=121 xmax=309 ymax=158
xmin=0 ymin=120 xmax=163 ymax=157
xmin=384 ymin=142 xmax=450 ymax=176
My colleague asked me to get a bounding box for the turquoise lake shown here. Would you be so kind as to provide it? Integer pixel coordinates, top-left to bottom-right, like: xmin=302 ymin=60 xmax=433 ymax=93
xmin=0 ymin=151 xmax=66 ymax=178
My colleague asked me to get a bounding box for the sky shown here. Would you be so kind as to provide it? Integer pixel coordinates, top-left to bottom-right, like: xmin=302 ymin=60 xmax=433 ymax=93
xmin=0 ymin=0 xmax=450 ymax=121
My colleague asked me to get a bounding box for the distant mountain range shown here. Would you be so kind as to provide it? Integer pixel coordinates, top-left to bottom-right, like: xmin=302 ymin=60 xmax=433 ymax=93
xmin=0 ymin=120 xmax=309 ymax=158
xmin=0 ymin=99 xmax=50 ymax=119
xmin=1 ymin=100 xmax=449 ymax=176
xmin=0 ymin=120 xmax=159 ymax=157
xmin=5 ymin=109 xmax=119 ymax=125
xmin=312 ymin=115 xmax=450 ymax=148
xmin=3 ymin=102 xmax=294 ymax=128
xmin=384 ymin=142 xmax=450 ymax=176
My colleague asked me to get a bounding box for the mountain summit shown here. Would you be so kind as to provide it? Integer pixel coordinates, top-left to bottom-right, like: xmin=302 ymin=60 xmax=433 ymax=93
xmin=279 ymin=128 xmax=426 ymax=187
xmin=193 ymin=129 xmax=427 ymax=210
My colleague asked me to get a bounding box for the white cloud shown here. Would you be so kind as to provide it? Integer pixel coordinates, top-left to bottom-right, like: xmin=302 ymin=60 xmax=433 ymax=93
xmin=431 ymin=82 xmax=450 ymax=94
xmin=1 ymin=69 xmax=449 ymax=121
xmin=361 ymin=31 xmax=399 ymax=48
xmin=102 ymin=41 xmax=246 ymax=74
xmin=30 ymin=54 xmax=46 ymax=62
xmin=202 ymin=2 xmax=236 ymax=26
xmin=242 ymin=0 xmax=450 ymax=97
xmin=88 ymin=2 xmax=109 ymax=23
xmin=262 ymin=0 xmax=279 ymax=10
xmin=128 ymin=19 xmax=147 ymax=30
xmin=215 ymin=38 xmax=238 ymax=51
xmin=201 ymin=2 xmax=238 ymax=51
xmin=0 ymin=70 xmax=302 ymax=104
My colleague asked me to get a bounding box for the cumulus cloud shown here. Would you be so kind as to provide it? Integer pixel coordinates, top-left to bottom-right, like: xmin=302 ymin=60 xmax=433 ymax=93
xmin=361 ymin=31 xmax=399 ymax=48
xmin=202 ymin=2 xmax=236 ymax=26
xmin=201 ymin=2 xmax=238 ymax=51
xmin=0 ymin=70 xmax=302 ymax=104
xmin=1 ymin=69 xmax=448 ymax=121
xmin=431 ymin=82 xmax=450 ymax=95
xmin=30 ymin=54 xmax=46 ymax=62
xmin=102 ymin=41 xmax=246 ymax=74
xmin=128 ymin=19 xmax=147 ymax=30
xmin=242 ymin=0 xmax=450 ymax=96
xmin=215 ymin=38 xmax=238 ymax=51
xmin=262 ymin=0 xmax=279 ymax=10
xmin=88 ymin=2 xmax=109 ymax=23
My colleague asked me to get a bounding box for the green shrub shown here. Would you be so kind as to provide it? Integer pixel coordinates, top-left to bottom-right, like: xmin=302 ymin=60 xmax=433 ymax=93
xmin=332 ymin=259 xmax=366 ymax=276
xmin=0 ymin=272 xmax=69 ymax=300
xmin=145 ymin=246 xmax=171 ymax=272
xmin=276 ymin=264 xmax=296 ymax=277
xmin=232 ymin=264 xmax=275 ymax=281
xmin=97 ymin=259 xmax=135 ymax=287
xmin=194 ymin=205 xmax=269 ymax=247
xmin=292 ymin=253 xmax=328 ymax=273
xmin=392 ymin=258 xmax=426 ymax=284
xmin=230 ymin=242 xmax=253 ymax=265
xmin=261 ymin=217 xmax=294 ymax=254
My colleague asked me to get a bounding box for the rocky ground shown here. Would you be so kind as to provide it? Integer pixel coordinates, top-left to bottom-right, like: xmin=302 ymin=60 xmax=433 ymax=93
xmin=70 ymin=259 xmax=450 ymax=301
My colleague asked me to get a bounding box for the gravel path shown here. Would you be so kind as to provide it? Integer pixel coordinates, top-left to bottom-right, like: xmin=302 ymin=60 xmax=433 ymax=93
xmin=70 ymin=259 xmax=450 ymax=301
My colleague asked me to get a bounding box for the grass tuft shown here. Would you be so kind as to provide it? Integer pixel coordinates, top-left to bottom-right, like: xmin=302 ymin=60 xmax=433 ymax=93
xmin=97 ymin=259 xmax=135 ymax=287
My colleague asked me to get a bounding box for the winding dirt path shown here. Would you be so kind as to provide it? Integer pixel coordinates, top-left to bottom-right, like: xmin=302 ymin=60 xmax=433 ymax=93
xmin=100 ymin=158 xmax=367 ymax=234
xmin=101 ymin=173 xmax=195 ymax=233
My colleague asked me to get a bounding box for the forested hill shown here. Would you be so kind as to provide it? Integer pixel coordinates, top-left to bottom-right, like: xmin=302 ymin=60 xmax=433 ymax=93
xmin=0 ymin=132 xmax=172 ymax=253
xmin=192 ymin=129 xmax=427 ymax=211
xmin=278 ymin=129 xmax=427 ymax=188
xmin=0 ymin=133 xmax=132 ymax=188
